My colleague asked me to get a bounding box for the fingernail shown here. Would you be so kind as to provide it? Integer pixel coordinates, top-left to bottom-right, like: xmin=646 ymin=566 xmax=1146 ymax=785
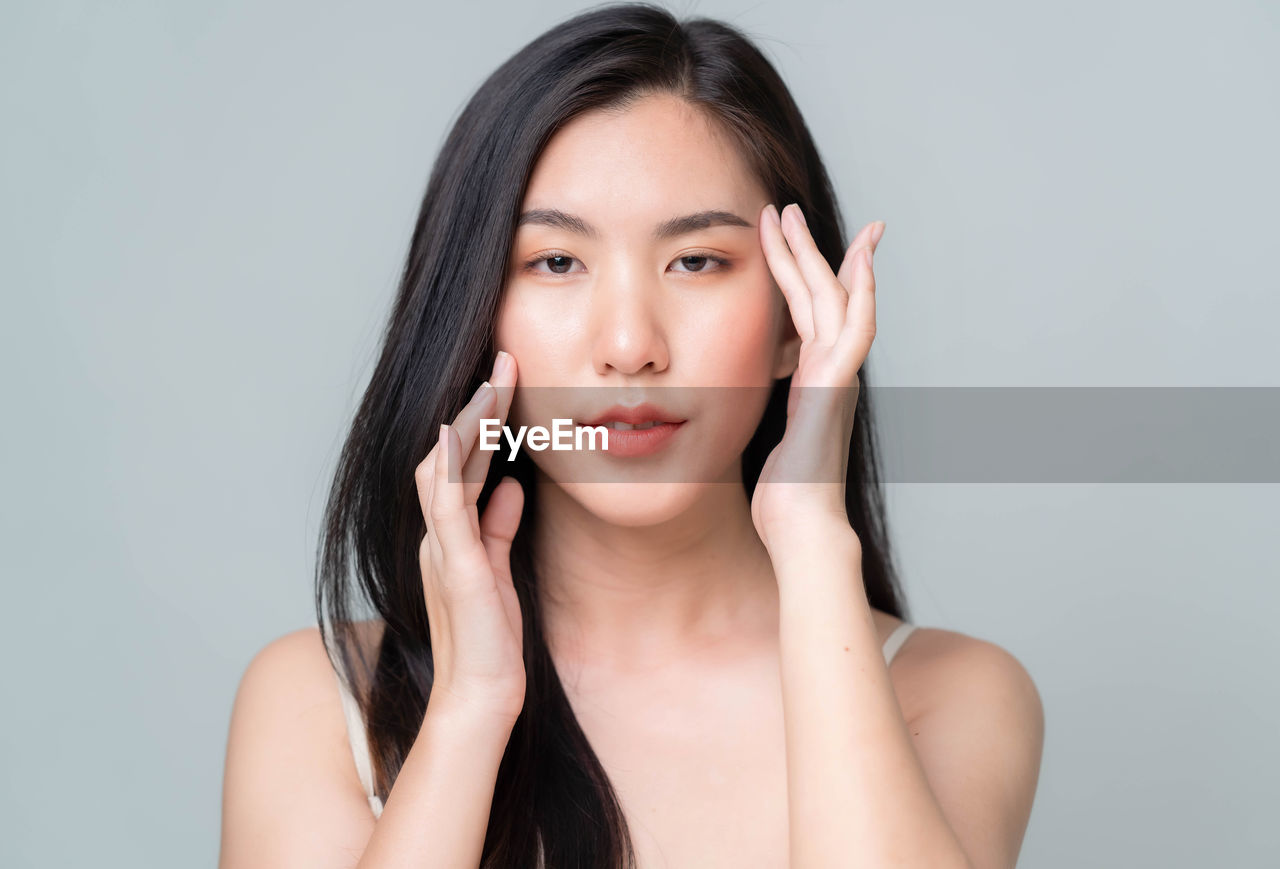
xmin=789 ymin=203 xmax=805 ymax=227
xmin=766 ymin=203 xmax=781 ymax=225
xmin=471 ymin=380 xmax=493 ymax=404
xmin=871 ymin=221 xmax=886 ymax=245
xmin=495 ymin=350 xmax=513 ymax=378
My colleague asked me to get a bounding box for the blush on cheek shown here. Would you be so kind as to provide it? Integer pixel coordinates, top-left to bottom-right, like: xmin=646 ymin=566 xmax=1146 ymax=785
xmin=694 ymin=294 xmax=781 ymax=386
xmin=496 ymin=288 xmax=584 ymax=377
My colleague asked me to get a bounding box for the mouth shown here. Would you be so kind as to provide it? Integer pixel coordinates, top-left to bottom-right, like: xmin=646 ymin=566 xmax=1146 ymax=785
xmin=572 ymin=402 xmax=687 ymax=458
xmin=592 ymin=420 xmax=671 ymax=431
xmin=574 ymin=402 xmax=687 ymax=429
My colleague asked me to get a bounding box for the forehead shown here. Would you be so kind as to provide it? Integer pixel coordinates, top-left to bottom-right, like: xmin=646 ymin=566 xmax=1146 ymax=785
xmin=520 ymin=93 xmax=765 ymax=225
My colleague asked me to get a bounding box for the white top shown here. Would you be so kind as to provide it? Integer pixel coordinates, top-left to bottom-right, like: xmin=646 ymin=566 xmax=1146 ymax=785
xmin=330 ymin=621 xmax=919 ymax=820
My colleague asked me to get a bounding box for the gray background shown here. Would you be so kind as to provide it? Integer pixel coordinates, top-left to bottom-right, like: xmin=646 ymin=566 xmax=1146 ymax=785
xmin=3 ymin=0 xmax=1276 ymax=865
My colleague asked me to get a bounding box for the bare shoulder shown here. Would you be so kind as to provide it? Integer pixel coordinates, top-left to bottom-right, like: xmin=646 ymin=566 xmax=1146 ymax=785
xmin=891 ymin=624 xmax=1043 ymax=730
xmin=888 ymin=624 xmax=1045 ymax=868
xmin=219 ymin=621 xmax=385 ymax=868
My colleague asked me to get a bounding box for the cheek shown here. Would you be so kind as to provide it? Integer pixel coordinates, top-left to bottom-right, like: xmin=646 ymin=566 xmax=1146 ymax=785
xmin=494 ymin=291 xmax=522 ymax=361
xmin=677 ymin=276 xmax=782 ymax=465
xmin=494 ymin=291 xmax=535 ymax=428
xmin=498 ymin=269 xmax=783 ymax=391
xmin=496 ymin=287 xmax=585 ymax=430
xmin=679 ymin=281 xmax=782 ymax=387
xmin=495 ymin=287 xmax=578 ymax=379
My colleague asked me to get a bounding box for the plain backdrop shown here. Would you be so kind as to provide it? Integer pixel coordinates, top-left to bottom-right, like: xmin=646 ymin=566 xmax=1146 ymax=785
xmin=3 ymin=0 xmax=1277 ymax=865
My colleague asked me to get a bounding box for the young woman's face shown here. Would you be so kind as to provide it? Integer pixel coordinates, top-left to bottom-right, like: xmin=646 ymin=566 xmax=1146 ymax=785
xmin=496 ymin=92 xmax=799 ymax=526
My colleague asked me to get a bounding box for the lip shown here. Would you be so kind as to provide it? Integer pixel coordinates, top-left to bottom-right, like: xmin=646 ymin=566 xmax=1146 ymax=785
xmin=577 ymin=402 xmax=686 ymax=427
xmin=573 ymin=403 xmax=687 ymax=459
xmin=574 ymin=420 xmax=685 ymax=458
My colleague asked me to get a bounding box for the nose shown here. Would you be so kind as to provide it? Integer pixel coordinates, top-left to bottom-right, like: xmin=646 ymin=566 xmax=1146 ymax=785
xmin=589 ymin=267 xmax=670 ymax=376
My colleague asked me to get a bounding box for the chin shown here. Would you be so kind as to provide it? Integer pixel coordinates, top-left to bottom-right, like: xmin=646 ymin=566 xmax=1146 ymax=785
xmin=556 ymin=478 xmax=706 ymax=528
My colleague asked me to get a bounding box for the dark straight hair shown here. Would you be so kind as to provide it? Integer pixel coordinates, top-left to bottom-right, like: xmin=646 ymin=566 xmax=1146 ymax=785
xmin=316 ymin=3 xmax=909 ymax=866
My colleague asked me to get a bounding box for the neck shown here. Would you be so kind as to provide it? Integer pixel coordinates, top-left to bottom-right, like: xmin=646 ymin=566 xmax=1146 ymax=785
xmin=531 ymin=465 xmax=779 ymax=677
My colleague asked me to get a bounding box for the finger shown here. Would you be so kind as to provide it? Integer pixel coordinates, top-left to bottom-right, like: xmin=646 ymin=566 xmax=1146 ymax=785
xmin=444 ymin=351 xmax=521 ymax=503
xmin=420 ymin=526 xmax=451 ymax=656
xmin=780 ymin=203 xmax=847 ymax=344
xmin=481 ymin=476 xmax=526 ymax=647
xmin=431 ymin=423 xmax=490 ymax=578
xmin=870 ymin=220 xmax=886 ymax=248
xmin=836 ymin=221 xmax=879 ymax=292
xmin=836 ymin=245 xmax=878 ymax=369
xmin=479 ymin=475 xmax=524 ymax=577
xmin=449 ymin=380 xmax=498 ymax=491
xmin=417 ymin=441 xmax=450 ymax=592
xmin=463 ymin=351 xmax=518 ymax=502
xmin=459 ymin=383 xmax=497 ymax=492
xmin=479 ymin=475 xmax=524 ymax=618
xmin=759 ymin=202 xmax=815 ymax=343
xmin=416 ymin=449 xmax=451 ymax=659
xmin=846 ymin=224 xmax=881 ymax=333
xmin=414 ymin=438 xmax=442 ymax=542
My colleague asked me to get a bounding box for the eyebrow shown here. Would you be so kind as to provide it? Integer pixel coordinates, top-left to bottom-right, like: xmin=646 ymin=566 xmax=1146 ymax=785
xmin=515 ymin=208 xmax=753 ymax=240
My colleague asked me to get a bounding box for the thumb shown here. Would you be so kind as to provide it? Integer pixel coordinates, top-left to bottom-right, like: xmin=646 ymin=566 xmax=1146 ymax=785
xmin=479 ymin=476 xmax=524 ymax=578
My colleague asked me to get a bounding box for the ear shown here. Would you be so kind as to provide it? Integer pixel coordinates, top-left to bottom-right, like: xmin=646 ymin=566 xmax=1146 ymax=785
xmin=772 ymin=315 xmax=802 ymax=380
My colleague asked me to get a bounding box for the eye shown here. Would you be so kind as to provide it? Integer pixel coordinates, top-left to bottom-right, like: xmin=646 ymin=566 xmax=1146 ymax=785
xmin=519 ymin=250 xmax=732 ymax=277
xmin=670 ymin=252 xmax=730 ymax=274
xmin=522 ymin=251 xmax=583 ymax=275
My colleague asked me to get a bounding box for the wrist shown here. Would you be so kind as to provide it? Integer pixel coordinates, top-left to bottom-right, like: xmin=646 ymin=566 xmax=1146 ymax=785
xmin=763 ymin=512 xmax=861 ymax=560
xmin=767 ymin=518 xmax=866 ymax=602
xmin=424 ymin=688 xmax=522 ymax=741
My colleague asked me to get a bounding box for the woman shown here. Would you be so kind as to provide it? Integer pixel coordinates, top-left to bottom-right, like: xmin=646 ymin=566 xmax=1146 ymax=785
xmin=220 ymin=4 xmax=1044 ymax=867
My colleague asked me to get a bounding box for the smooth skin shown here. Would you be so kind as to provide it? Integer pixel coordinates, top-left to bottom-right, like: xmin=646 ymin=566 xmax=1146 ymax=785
xmin=220 ymin=93 xmax=1043 ymax=868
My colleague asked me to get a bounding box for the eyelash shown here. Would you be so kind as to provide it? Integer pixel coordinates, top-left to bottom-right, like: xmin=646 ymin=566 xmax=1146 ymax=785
xmin=520 ymin=250 xmax=731 ymax=276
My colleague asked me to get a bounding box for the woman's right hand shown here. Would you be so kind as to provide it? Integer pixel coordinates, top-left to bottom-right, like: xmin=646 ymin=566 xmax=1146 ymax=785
xmin=414 ymin=350 xmax=527 ymax=727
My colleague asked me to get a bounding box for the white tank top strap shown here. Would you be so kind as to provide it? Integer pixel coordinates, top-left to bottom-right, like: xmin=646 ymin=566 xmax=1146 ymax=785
xmin=882 ymin=621 xmax=917 ymax=665
xmin=324 ymin=628 xmax=385 ymax=818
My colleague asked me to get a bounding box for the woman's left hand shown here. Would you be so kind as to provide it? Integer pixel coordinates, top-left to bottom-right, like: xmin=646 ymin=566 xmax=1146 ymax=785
xmin=750 ymin=202 xmax=884 ymax=554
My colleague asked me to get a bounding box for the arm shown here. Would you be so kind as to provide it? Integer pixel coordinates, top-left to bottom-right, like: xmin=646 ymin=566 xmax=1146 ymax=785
xmin=218 ymin=627 xmax=517 ymax=869
xmin=772 ymin=520 xmax=1044 ymax=869
xmin=753 ymin=201 xmax=1043 ymax=868
xmin=774 ymin=522 xmax=966 ymax=867
xmin=222 ymin=346 xmax=527 ymax=868
xmin=355 ymin=697 xmax=517 ymax=868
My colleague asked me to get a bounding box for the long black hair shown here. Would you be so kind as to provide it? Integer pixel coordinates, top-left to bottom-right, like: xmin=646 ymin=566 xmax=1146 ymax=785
xmin=316 ymin=3 xmax=909 ymax=866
